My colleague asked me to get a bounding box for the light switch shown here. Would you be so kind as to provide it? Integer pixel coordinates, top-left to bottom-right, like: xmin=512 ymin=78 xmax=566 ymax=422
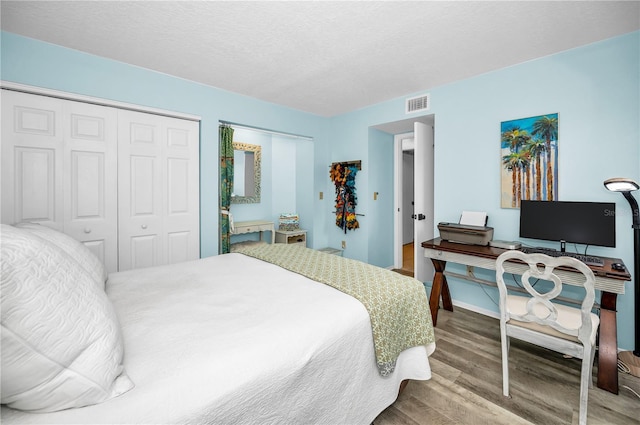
xmin=319 ymin=191 xmax=323 ymax=200
xmin=373 ymin=192 xmax=379 ymax=200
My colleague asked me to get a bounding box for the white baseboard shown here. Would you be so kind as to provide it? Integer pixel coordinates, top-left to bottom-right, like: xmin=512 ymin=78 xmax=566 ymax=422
xmin=450 ymin=299 xmax=500 ymax=320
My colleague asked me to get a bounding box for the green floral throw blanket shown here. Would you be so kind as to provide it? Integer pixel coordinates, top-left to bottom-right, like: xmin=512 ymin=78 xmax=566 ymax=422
xmin=236 ymin=244 xmax=435 ymax=376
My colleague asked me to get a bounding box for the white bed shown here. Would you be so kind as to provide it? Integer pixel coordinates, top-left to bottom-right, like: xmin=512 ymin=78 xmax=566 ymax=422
xmin=1 ymin=224 xmax=435 ymax=424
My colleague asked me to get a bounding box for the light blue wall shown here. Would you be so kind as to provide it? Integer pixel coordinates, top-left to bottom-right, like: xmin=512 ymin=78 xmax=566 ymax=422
xmin=294 ymin=138 xmax=316 ymax=247
xmin=429 ymin=31 xmax=639 ymax=353
xmin=367 ymin=128 xmax=395 ymax=267
xmin=327 ymin=31 xmax=639 ymax=351
xmin=2 ymin=30 xmax=638 ymax=350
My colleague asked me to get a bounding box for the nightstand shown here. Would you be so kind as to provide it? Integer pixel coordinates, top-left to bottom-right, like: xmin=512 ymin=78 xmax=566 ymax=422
xmin=275 ymin=229 xmax=307 ymax=247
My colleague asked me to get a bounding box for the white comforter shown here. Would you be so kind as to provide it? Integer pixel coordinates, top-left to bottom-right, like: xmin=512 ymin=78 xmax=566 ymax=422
xmin=2 ymin=253 xmax=434 ymax=424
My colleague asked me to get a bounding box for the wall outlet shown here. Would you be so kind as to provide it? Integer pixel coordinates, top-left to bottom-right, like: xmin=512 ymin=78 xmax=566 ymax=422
xmin=341 ymin=240 xmax=346 ymax=249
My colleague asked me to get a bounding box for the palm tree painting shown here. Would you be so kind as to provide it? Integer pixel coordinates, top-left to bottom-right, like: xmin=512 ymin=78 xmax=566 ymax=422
xmin=500 ymin=113 xmax=558 ymax=208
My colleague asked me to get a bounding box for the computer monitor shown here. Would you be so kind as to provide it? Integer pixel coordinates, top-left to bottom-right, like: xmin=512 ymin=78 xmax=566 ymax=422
xmin=519 ymin=200 xmax=616 ymax=248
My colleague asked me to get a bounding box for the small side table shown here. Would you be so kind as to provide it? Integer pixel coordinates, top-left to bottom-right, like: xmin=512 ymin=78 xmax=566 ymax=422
xmin=275 ymin=229 xmax=307 ymax=247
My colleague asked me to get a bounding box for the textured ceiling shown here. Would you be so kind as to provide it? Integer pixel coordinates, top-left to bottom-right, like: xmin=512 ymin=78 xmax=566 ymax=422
xmin=2 ymin=1 xmax=639 ymax=117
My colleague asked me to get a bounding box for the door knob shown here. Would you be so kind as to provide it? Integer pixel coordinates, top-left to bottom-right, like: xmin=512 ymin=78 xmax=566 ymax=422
xmin=411 ymin=213 xmax=426 ymax=220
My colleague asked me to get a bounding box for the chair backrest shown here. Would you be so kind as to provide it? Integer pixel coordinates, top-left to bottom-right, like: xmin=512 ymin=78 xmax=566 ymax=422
xmin=495 ymin=250 xmax=597 ymax=345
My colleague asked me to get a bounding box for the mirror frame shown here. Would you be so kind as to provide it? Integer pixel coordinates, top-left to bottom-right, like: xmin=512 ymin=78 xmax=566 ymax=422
xmin=231 ymin=142 xmax=261 ymax=204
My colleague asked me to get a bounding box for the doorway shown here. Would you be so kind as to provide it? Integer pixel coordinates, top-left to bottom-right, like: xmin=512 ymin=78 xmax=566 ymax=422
xmin=373 ymin=115 xmax=434 ymax=282
xmin=400 ymin=136 xmax=415 ymax=275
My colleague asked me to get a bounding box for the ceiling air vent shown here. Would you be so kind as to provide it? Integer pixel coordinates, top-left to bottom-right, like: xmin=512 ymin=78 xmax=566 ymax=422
xmin=405 ymin=93 xmax=430 ymax=114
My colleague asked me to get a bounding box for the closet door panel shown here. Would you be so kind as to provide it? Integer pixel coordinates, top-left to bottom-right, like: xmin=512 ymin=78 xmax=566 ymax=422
xmin=71 ymin=151 xmax=103 ymax=218
xmin=64 ymin=101 xmax=118 ymax=273
xmin=1 ymin=91 xmax=64 ymax=229
xmin=118 ymin=111 xmax=164 ymax=271
xmin=167 ymin=231 xmax=190 ymax=264
xmin=164 ymin=118 xmax=200 ymax=264
xmin=83 ymin=239 xmax=106 ymax=267
xmin=15 ymin=147 xmax=56 ymax=223
xmin=118 ymin=111 xmax=199 ymax=270
xmin=130 ymin=234 xmax=159 ymax=270
xmin=167 ymin=158 xmax=189 ymax=213
xmin=130 ymin=155 xmax=157 ymax=214
xmin=17 ymin=148 xmax=53 ymax=221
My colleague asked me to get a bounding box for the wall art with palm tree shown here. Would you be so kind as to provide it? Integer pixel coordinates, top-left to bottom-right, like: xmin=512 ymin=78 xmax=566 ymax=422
xmin=501 ymin=113 xmax=558 ymax=208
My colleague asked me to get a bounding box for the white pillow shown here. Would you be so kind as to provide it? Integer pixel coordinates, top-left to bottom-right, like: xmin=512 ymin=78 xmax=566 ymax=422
xmin=15 ymin=222 xmax=107 ymax=289
xmin=0 ymin=224 xmax=134 ymax=412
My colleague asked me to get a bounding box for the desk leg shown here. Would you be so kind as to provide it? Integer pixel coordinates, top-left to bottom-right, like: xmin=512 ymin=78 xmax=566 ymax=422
xmin=428 ymin=259 xmax=453 ymax=327
xmin=597 ymin=292 xmax=618 ymax=394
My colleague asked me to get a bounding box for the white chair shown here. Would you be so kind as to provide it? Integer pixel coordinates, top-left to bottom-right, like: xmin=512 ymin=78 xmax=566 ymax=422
xmin=495 ymin=250 xmax=599 ymax=425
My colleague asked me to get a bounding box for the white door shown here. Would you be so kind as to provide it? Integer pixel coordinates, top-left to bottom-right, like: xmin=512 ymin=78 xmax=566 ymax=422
xmin=413 ymin=122 xmax=434 ymax=283
xmin=2 ymin=91 xmax=65 ymax=230
xmin=118 ymin=110 xmax=199 ymax=271
xmin=63 ymin=100 xmax=118 ymax=272
xmin=1 ymin=90 xmax=118 ymax=272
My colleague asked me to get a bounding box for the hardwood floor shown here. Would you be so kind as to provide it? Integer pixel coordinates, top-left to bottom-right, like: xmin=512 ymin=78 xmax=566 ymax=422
xmin=392 ymin=242 xmax=415 ymax=277
xmin=392 ymin=242 xmax=414 ymax=277
xmin=402 ymin=242 xmax=414 ymax=273
xmin=374 ymin=307 xmax=640 ymax=425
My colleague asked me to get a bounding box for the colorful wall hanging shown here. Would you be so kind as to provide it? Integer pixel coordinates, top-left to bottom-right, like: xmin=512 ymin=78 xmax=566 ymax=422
xmin=500 ymin=113 xmax=558 ymax=208
xmin=330 ymin=161 xmax=361 ymax=233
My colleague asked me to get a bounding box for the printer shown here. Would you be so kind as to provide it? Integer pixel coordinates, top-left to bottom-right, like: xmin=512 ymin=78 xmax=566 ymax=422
xmin=437 ymin=211 xmax=494 ymax=246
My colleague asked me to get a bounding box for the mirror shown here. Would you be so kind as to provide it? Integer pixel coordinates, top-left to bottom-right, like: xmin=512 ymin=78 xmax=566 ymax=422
xmin=232 ymin=142 xmax=261 ymax=204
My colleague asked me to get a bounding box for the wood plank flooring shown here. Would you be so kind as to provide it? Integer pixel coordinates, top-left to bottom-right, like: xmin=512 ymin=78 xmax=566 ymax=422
xmin=402 ymin=242 xmax=414 ymax=274
xmin=374 ymin=307 xmax=640 ymax=424
xmin=392 ymin=242 xmax=415 ymax=277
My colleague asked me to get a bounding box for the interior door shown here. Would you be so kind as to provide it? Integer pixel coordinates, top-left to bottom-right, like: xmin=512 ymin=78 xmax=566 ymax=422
xmin=413 ymin=122 xmax=434 ymax=283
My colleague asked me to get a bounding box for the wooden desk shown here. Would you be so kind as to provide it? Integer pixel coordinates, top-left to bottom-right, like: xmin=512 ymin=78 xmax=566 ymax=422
xmin=422 ymin=238 xmax=631 ymax=395
xmin=232 ymin=220 xmax=275 ymax=244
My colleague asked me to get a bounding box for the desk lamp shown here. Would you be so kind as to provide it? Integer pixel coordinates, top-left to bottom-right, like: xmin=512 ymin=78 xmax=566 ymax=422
xmin=604 ymin=177 xmax=640 ymax=377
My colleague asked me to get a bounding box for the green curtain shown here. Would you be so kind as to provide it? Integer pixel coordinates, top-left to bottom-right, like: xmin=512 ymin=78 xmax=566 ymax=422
xmin=219 ymin=125 xmax=234 ymax=254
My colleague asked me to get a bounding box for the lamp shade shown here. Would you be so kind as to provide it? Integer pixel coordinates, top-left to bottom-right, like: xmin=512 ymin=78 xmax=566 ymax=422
xmin=603 ymin=177 xmax=640 ymax=192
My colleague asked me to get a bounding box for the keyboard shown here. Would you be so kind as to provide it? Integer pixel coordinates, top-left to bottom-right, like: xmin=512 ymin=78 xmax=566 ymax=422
xmin=520 ymin=247 xmax=604 ymax=267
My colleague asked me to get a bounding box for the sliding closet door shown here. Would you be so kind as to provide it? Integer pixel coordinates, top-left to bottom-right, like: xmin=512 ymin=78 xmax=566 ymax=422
xmin=118 ymin=110 xmax=199 ymax=271
xmin=1 ymin=90 xmax=118 ymax=272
